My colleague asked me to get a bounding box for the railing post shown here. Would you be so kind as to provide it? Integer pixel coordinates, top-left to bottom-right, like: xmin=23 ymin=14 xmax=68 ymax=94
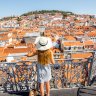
xmin=87 ymin=56 xmax=94 ymax=86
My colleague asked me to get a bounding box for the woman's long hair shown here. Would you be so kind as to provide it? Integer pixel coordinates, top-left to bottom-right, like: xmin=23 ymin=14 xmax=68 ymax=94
xmin=38 ymin=49 xmax=51 ymax=65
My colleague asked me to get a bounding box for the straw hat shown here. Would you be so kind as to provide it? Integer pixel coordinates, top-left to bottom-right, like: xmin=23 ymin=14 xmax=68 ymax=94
xmin=36 ymin=37 xmax=52 ymax=51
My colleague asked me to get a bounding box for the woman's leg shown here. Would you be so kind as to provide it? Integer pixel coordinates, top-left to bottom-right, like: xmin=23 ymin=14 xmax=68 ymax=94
xmin=45 ymin=81 xmax=50 ymax=96
xmin=40 ymin=82 xmax=44 ymax=96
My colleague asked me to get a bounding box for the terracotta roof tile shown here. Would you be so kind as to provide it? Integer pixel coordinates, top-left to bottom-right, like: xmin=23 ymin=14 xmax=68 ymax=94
xmin=84 ymin=40 xmax=94 ymax=45
xmin=74 ymin=31 xmax=84 ymax=35
xmin=71 ymin=53 xmax=92 ymax=59
xmin=3 ymin=48 xmax=29 ymax=54
xmin=64 ymin=36 xmax=76 ymax=41
xmin=63 ymin=41 xmax=83 ymax=46
xmin=87 ymin=31 xmax=96 ymax=37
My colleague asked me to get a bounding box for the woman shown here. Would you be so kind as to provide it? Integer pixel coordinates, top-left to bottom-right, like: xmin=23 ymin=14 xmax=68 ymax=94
xmin=28 ymin=37 xmax=55 ymax=96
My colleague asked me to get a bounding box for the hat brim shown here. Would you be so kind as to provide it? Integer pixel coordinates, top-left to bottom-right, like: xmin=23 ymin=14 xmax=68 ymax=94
xmin=36 ymin=37 xmax=52 ymax=50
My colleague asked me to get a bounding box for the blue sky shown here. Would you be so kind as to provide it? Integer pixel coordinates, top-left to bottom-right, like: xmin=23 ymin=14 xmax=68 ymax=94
xmin=0 ymin=0 xmax=96 ymax=18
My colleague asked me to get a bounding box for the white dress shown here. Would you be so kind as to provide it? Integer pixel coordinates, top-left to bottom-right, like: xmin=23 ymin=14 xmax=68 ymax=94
xmin=37 ymin=63 xmax=51 ymax=83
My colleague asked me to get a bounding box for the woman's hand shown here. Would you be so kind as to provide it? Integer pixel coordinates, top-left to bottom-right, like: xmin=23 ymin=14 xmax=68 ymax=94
xmin=27 ymin=50 xmax=37 ymax=57
xmin=27 ymin=52 xmax=33 ymax=57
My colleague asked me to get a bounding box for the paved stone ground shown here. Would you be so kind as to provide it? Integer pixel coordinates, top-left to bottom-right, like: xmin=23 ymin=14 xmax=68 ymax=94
xmin=0 ymin=88 xmax=78 ymax=96
xmin=0 ymin=93 xmax=18 ymax=96
xmin=0 ymin=92 xmax=28 ymax=96
xmin=50 ymin=88 xmax=78 ymax=96
xmin=0 ymin=92 xmax=29 ymax=96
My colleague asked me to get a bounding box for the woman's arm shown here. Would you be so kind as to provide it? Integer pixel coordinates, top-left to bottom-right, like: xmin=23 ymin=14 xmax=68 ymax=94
xmin=50 ymin=50 xmax=55 ymax=64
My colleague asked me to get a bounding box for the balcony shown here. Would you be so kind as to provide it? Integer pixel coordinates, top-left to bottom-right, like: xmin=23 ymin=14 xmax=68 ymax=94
xmin=0 ymin=56 xmax=94 ymax=94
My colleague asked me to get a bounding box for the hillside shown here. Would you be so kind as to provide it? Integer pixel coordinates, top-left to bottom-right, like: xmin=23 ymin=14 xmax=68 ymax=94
xmin=0 ymin=10 xmax=74 ymax=21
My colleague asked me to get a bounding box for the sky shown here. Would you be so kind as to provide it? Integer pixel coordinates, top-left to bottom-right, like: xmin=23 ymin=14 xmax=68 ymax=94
xmin=0 ymin=0 xmax=96 ymax=18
